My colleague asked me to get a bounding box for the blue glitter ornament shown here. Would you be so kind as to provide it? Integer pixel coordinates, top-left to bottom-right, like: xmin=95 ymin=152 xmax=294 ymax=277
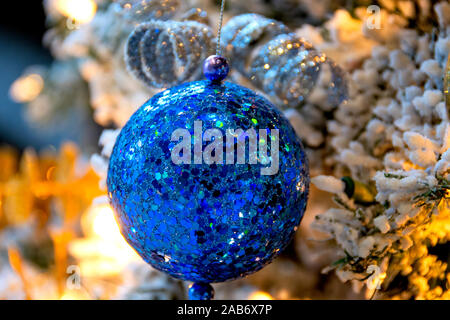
xmin=107 ymin=55 xmax=309 ymax=295
xmin=188 ymin=283 xmax=215 ymax=300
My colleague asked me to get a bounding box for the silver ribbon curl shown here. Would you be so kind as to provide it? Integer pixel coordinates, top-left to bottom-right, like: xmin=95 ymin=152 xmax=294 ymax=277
xmin=119 ymin=0 xmax=181 ymax=23
xmin=221 ymin=14 xmax=348 ymax=108
xmin=220 ymin=14 xmax=290 ymax=76
xmin=125 ymin=20 xmax=215 ymax=88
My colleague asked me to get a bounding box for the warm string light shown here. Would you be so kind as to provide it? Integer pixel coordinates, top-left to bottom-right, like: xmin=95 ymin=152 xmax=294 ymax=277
xmin=9 ymin=74 xmax=44 ymax=103
xmin=248 ymin=291 xmax=274 ymax=300
xmin=91 ymin=204 xmax=123 ymax=241
xmin=55 ymin=0 xmax=97 ymax=24
xmin=60 ymin=289 xmax=90 ymax=300
xmin=68 ymin=202 xmax=141 ymax=278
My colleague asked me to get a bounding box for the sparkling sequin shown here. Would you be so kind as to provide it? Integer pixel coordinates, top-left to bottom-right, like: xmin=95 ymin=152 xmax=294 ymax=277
xmin=220 ymin=14 xmax=289 ymax=75
xmin=107 ymin=80 xmax=309 ymax=283
xmin=119 ymin=0 xmax=180 ymax=22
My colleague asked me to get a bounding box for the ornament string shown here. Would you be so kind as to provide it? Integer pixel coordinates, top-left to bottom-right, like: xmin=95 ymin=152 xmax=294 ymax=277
xmin=203 ymin=0 xmax=230 ymax=83
xmin=216 ymin=0 xmax=226 ymax=56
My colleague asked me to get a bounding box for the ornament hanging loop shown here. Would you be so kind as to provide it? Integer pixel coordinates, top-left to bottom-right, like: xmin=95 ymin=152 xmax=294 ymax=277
xmin=188 ymin=282 xmax=215 ymax=300
xmin=203 ymin=0 xmax=229 ymax=83
xmin=216 ymin=0 xmax=227 ymax=56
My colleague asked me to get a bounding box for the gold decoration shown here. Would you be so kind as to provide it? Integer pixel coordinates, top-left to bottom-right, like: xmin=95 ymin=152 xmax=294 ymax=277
xmin=0 ymin=143 xmax=103 ymax=227
xmin=8 ymin=247 xmax=32 ymax=300
xmin=0 ymin=143 xmax=142 ymax=299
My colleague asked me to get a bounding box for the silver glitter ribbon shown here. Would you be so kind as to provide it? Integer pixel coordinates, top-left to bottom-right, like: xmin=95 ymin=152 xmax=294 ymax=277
xmin=125 ymin=20 xmax=215 ymax=88
xmin=180 ymin=8 xmax=210 ymax=25
xmin=221 ymin=14 xmax=348 ymax=108
xmin=221 ymin=14 xmax=290 ymax=75
xmin=119 ymin=0 xmax=181 ymax=23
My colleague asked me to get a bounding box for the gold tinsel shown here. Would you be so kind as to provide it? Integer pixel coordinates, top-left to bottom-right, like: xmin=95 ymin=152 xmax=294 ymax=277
xmin=0 ymin=143 xmax=104 ymax=299
xmin=0 ymin=143 xmax=102 ymax=228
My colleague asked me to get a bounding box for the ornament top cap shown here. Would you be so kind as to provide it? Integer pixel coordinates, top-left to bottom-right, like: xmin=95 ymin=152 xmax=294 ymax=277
xmin=203 ymin=55 xmax=230 ymax=82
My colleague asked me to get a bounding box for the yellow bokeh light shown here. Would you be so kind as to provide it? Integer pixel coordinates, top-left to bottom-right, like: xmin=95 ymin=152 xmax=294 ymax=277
xmin=56 ymin=0 xmax=97 ymax=24
xmin=9 ymin=74 xmax=44 ymax=103
xmin=69 ymin=203 xmax=141 ymax=278
xmin=60 ymin=289 xmax=91 ymax=300
xmin=248 ymin=291 xmax=273 ymax=300
xmin=91 ymin=204 xmax=122 ymax=241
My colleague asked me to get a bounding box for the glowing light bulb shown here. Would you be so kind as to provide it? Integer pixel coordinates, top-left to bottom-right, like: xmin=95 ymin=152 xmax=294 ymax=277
xmin=56 ymin=0 xmax=97 ymax=24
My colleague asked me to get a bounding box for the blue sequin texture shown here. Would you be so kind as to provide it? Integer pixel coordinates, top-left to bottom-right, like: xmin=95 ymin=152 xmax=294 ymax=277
xmin=107 ymin=80 xmax=309 ymax=283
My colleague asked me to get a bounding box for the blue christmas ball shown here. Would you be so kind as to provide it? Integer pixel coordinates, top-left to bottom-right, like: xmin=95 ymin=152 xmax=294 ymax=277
xmin=107 ymin=80 xmax=309 ymax=283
